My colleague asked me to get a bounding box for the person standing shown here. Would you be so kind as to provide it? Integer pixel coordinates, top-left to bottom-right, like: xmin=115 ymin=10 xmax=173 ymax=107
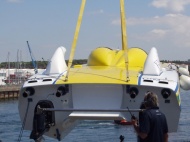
xmin=132 ymin=92 xmax=168 ymax=142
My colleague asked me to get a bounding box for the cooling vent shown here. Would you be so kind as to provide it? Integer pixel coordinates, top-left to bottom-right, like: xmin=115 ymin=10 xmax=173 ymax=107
xmin=43 ymin=79 xmax=52 ymax=82
xmin=143 ymin=79 xmax=153 ymax=82
xmin=28 ymin=80 xmax=37 ymax=83
xmin=159 ymin=81 xmax=168 ymax=84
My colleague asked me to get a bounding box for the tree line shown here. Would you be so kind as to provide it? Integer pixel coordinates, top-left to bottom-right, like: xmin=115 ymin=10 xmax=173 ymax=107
xmin=0 ymin=59 xmax=189 ymax=71
xmin=0 ymin=59 xmax=88 ymax=69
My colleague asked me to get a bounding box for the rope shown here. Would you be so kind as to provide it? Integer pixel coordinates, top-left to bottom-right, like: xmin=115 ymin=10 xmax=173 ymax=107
xmin=17 ymin=98 xmax=31 ymax=142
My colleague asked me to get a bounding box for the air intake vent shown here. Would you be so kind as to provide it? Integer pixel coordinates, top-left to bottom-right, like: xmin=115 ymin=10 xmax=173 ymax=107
xmin=159 ymin=81 xmax=168 ymax=84
xmin=43 ymin=79 xmax=52 ymax=82
xmin=143 ymin=80 xmax=153 ymax=82
xmin=28 ymin=80 xmax=37 ymax=83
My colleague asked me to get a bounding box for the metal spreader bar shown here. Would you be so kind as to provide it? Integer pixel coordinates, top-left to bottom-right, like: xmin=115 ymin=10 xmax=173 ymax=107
xmin=38 ymin=107 xmax=143 ymax=113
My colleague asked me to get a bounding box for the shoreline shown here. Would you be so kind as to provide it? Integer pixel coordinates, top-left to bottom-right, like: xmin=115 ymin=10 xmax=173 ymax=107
xmin=0 ymin=85 xmax=20 ymax=100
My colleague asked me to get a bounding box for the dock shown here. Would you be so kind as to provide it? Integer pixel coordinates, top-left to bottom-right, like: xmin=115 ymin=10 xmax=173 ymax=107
xmin=0 ymin=85 xmax=20 ymax=99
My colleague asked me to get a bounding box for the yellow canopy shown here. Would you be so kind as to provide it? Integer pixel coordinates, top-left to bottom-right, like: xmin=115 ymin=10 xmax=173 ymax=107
xmin=56 ymin=47 xmax=147 ymax=85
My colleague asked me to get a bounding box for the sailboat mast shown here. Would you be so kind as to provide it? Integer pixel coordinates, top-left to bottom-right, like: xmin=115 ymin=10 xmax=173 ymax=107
xmin=8 ymin=52 xmax=10 ymax=84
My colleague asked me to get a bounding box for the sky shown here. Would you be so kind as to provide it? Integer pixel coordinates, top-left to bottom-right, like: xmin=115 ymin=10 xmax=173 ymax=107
xmin=1 ymin=0 xmax=190 ymax=63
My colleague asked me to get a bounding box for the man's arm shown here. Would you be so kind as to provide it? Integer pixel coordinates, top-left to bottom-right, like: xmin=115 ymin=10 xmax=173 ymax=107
xmin=132 ymin=119 xmax=148 ymax=139
xmin=164 ymin=133 xmax=168 ymax=142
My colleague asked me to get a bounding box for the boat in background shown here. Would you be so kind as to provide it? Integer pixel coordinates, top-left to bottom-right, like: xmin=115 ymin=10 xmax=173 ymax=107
xmin=114 ymin=119 xmax=132 ymax=125
xmin=18 ymin=0 xmax=190 ymax=141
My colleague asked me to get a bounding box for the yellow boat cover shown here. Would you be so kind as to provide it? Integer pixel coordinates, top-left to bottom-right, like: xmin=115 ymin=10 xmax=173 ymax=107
xmin=56 ymin=47 xmax=147 ymax=85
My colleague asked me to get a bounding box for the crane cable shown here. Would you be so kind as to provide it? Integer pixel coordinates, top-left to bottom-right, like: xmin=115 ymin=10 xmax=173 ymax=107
xmin=65 ymin=0 xmax=86 ymax=81
xmin=120 ymin=0 xmax=130 ymax=81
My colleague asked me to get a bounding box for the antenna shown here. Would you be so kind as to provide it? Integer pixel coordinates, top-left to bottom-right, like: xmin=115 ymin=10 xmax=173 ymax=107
xmin=127 ymin=107 xmax=136 ymax=119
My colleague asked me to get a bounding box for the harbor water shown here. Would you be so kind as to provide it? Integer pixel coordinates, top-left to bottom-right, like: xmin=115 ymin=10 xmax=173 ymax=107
xmin=0 ymin=90 xmax=190 ymax=142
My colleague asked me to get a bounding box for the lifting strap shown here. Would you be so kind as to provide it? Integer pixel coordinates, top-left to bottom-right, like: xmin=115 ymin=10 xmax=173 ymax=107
xmin=65 ymin=0 xmax=129 ymax=81
xmin=65 ymin=0 xmax=86 ymax=81
xmin=120 ymin=0 xmax=129 ymax=81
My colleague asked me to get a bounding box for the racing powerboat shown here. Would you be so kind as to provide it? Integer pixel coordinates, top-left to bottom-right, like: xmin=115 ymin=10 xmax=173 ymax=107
xmin=18 ymin=0 xmax=190 ymax=141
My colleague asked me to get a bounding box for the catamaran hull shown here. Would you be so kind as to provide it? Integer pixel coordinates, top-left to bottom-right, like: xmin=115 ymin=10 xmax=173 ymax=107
xmin=18 ymin=79 xmax=180 ymax=140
